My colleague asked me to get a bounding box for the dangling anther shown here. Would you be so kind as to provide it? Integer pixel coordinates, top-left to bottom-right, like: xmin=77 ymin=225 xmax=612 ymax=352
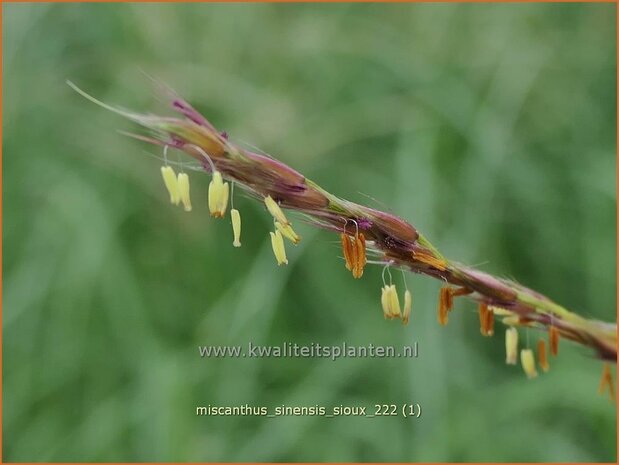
xmin=341 ymin=219 xmax=366 ymax=279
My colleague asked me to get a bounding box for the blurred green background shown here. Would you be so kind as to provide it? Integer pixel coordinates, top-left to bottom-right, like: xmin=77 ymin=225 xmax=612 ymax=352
xmin=3 ymin=3 xmax=617 ymax=462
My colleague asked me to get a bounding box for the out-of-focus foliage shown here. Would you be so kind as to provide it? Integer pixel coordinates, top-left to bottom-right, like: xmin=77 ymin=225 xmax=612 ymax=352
xmin=3 ymin=3 xmax=616 ymax=462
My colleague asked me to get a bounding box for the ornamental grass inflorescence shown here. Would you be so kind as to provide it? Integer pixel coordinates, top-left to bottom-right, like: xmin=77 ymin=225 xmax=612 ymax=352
xmin=68 ymin=81 xmax=617 ymax=400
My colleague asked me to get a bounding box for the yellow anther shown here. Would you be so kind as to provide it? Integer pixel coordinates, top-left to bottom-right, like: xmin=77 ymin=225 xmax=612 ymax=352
xmin=402 ymin=289 xmax=412 ymax=325
xmin=275 ymin=221 xmax=301 ymax=244
xmin=389 ymin=285 xmax=401 ymax=318
xmin=264 ymin=195 xmax=289 ymax=225
xmin=269 ymin=230 xmax=288 ymax=266
xmin=161 ymin=166 xmax=180 ymax=205
xmin=520 ymin=349 xmax=538 ymax=379
xmin=505 ymin=327 xmax=518 ymax=365
xmin=381 ymin=284 xmax=401 ymax=319
xmin=381 ymin=286 xmax=390 ymax=319
xmin=208 ymin=171 xmax=229 ymax=218
xmin=177 ymin=172 xmax=192 ymax=212
xmin=231 ymin=209 xmax=241 ymax=247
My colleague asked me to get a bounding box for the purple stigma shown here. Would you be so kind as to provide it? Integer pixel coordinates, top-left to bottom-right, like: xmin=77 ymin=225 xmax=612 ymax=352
xmin=358 ymin=218 xmax=373 ymax=230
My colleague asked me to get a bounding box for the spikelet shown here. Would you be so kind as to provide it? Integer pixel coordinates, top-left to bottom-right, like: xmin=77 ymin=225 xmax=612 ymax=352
xmin=413 ymin=250 xmax=448 ymax=271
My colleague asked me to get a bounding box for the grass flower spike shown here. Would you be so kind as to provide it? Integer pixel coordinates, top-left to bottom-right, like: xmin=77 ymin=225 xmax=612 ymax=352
xmin=208 ymin=171 xmax=229 ymax=218
xmin=161 ymin=166 xmax=180 ymax=205
xmin=69 ymin=81 xmax=617 ymax=395
xmin=231 ymin=209 xmax=241 ymax=247
xmin=270 ymin=230 xmax=288 ymax=265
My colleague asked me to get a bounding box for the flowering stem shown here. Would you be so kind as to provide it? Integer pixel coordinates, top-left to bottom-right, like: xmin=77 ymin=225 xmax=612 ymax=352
xmin=69 ymin=81 xmax=617 ymax=363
